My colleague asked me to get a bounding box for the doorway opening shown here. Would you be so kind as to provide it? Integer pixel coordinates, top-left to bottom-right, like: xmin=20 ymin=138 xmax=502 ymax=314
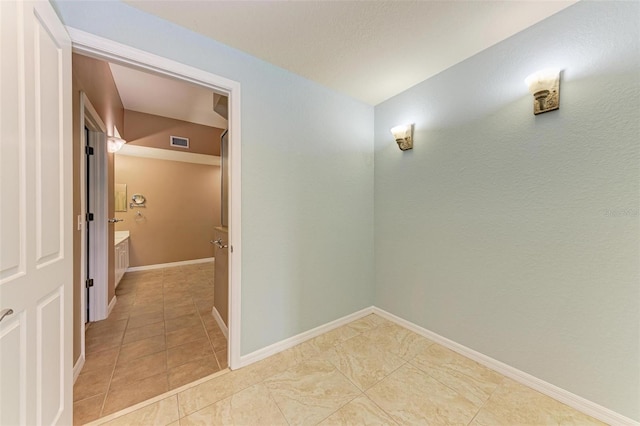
xmin=71 ymin=31 xmax=241 ymax=423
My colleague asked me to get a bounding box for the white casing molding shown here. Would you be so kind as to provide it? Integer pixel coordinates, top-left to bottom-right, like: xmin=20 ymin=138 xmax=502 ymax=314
xmin=211 ymin=307 xmax=228 ymax=339
xmin=371 ymin=307 xmax=639 ymax=426
xmin=126 ymin=257 xmax=214 ymax=272
xmin=237 ymin=306 xmax=374 ymax=368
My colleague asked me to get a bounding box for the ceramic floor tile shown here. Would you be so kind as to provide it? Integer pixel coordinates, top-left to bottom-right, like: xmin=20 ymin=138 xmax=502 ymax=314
xmin=281 ymin=340 xmax=322 ymax=363
xmin=102 ymin=373 xmax=169 ymax=416
xmin=469 ymin=377 xmax=606 ymax=426
xmin=215 ymin=349 xmax=228 ymax=369
xmin=208 ymin=333 xmax=227 ymax=352
xmin=318 ymin=395 xmax=399 ymax=425
xmin=345 ymin=314 xmax=383 ymax=333
xmin=410 ymin=343 xmax=503 ymax=406
xmin=82 ymin=348 xmax=119 ymax=373
xmin=180 ymin=383 xmax=288 ymax=426
xmin=87 ymin=318 xmax=128 ymax=335
xmin=108 ymin=306 xmax=132 ymax=321
xmin=74 ymin=369 xmax=112 ymax=402
xmin=324 ymin=333 xmax=406 ymax=391
xmin=118 ymin=334 xmax=166 ymax=363
xmin=165 ymin=313 xmax=202 ymax=333
xmin=167 ymin=338 xmax=213 ymax=369
xmin=361 ymin=322 xmax=434 ymax=361
xmin=366 ymin=363 xmax=480 ymax=425
xmin=122 ymin=321 xmax=165 ymax=344
xmin=264 ymin=358 xmax=361 ymax=426
xmin=168 ymin=354 xmax=221 ymax=390
xmin=177 ymin=371 xmax=248 ymax=417
xmin=307 ymin=324 xmax=361 ymax=352
xmin=85 ymin=331 xmax=124 ymax=354
xmin=111 ymin=351 xmax=167 ymax=390
xmin=199 ymin=314 xmax=219 ymax=332
xmin=166 ymin=323 xmax=208 ymax=348
xmin=73 ymin=393 xmax=105 ymax=426
xmin=176 ymin=351 xmax=299 ymax=417
xmin=128 ymin=303 xmax=164 ymax=318
xmin=100 ymin=396 xmax=179 ymax=426
xmin=126 ymin=311 xmax=164 ymax=330
xmin=164 ymin=303 xmax=197 ymax=320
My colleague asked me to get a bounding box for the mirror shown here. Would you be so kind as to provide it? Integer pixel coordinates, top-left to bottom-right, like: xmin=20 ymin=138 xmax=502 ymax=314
xmin=131 ymin=194 xmax=146 ymax=206
xmin=115 ymin=183 xmax=127 ymax=212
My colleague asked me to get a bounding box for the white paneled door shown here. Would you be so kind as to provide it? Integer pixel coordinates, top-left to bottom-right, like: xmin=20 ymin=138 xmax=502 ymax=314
xmin=1 ymin=1 xmax=72 ymax=424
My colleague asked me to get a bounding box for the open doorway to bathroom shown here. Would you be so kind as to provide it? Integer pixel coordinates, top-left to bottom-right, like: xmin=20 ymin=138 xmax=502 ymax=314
xmin=71 ymin=50 xmax=237 ymax=423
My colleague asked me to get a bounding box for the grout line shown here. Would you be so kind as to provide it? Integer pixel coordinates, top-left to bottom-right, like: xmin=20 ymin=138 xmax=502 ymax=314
xmin=466 ymin=375 xmax=507 ymax=425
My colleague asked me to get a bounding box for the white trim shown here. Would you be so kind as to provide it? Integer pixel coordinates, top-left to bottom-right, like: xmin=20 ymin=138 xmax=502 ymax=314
xmin=371 ymin=307 xmax=639 ymax=426
xmin=107 ymin=295 xmax=117 ymax=316
xmin=116 ymin=144 xmax=221 ymax=166
xmin=237 ymin=307 xmax=374 ymax=368
xmin=126 ymin=257 xmax=214 ymax=272
xmin=210 ymin=307 xmax=228 ymax=339
xmin=68 ymin=25 xmax=242 ymax=370
xmin=72 ymin=354 xmax=85 ymax=384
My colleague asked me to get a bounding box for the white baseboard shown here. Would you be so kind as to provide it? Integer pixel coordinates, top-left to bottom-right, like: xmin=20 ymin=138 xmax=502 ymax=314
xmin=73 ymin=353 xmax=85 ymax=384
xmin=238 ymin=306 xmax=374 ymax=368
xmin=372 ymin=307 xmax=639 ymax=426
xmin=107 ymin=295 xmax=117 ymax=316
xmin=126 ymin=257 xmax=214 ymax=272
xmin=211 ymin=306 xmax=228 ymax=340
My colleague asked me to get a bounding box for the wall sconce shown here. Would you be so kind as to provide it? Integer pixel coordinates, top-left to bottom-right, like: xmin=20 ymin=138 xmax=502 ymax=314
xmin=390 ymin=124 xmax=413 ymax=151
xmin=525 ymin=69 xmax=560 ymax=115
xmin=107 ymin=136 xmax=126 ymax=153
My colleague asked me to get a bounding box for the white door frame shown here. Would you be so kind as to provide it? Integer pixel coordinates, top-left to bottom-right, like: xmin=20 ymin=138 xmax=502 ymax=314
xmin=68 ymin=28 xmax=243 ymax=369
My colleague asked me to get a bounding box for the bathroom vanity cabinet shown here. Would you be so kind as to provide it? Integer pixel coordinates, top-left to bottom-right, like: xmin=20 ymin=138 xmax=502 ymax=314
xmin=114 ymin=231 xmax=130 ymax=287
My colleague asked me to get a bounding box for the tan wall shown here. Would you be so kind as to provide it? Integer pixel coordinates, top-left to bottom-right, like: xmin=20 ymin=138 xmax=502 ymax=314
xmin=114 ymin=155 xmax=221 ymax=267
xmin=124 ymin=109 xmax=223 ymax=156
xmin=72 ymin=54 xmax=124 ymax=364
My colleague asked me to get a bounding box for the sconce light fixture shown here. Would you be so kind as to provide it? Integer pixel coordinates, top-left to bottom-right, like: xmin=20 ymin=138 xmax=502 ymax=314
xmin=525 ymin=69 xmax=560 ymax=115
xmin=390 ymin=124 xmax=413 ymax=151
xmin=107 ymin=136 xmax=126 ymax=153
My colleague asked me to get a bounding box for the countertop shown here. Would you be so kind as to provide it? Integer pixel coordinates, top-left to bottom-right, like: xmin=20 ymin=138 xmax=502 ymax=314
xmin=115 ymin=230 xmax=130 ymax=246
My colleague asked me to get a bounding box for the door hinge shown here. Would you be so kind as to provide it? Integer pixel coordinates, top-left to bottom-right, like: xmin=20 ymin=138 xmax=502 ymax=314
xmin=85 ymin=146 xmax=94 ymax=155
xmin=86 ymin=213 xmax=94 ymax=222
xmin=85 ymin=278 xmax=94 ymax=288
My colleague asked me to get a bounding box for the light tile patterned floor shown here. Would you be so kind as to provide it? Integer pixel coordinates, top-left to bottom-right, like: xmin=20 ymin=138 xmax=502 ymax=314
xmin=86 ymin=313 xmax=605 ymax=426
xmin=74 ymin=262 xmax=227 ymax=425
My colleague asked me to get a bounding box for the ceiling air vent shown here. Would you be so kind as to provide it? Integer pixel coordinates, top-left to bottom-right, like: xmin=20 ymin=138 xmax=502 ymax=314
xmin=170 ymin=136 xmax=189 ymax=149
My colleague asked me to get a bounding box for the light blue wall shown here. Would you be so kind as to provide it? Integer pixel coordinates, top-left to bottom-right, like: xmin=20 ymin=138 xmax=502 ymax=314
xmin=53 ymin=1 xmax=374 ymax=354
xmin=374 ymin=2 xmax=639 ymax=420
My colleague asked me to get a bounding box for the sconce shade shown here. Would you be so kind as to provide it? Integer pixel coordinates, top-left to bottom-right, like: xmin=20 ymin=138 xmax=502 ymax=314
xmin=525 ymin=69 xmax=560 ymax=115
xmin=107 ymin=136 xmax=126 ymax=153
xmin=390 ymin=124 xmax=413 ymax=151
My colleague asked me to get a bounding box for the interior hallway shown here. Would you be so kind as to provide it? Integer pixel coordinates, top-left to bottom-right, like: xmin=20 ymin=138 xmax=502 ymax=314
xmin=73 ymin=262 xmax=227 ymax=424
xmin=81 ymin=313 xmax=602 ymax=426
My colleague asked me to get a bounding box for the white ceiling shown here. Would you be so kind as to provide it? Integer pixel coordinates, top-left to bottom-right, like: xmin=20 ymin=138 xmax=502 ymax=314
xmin=124 ymin=0 xmax=576 ymax=105
xmin=109 ymin=63 xmax=228 ymax=129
